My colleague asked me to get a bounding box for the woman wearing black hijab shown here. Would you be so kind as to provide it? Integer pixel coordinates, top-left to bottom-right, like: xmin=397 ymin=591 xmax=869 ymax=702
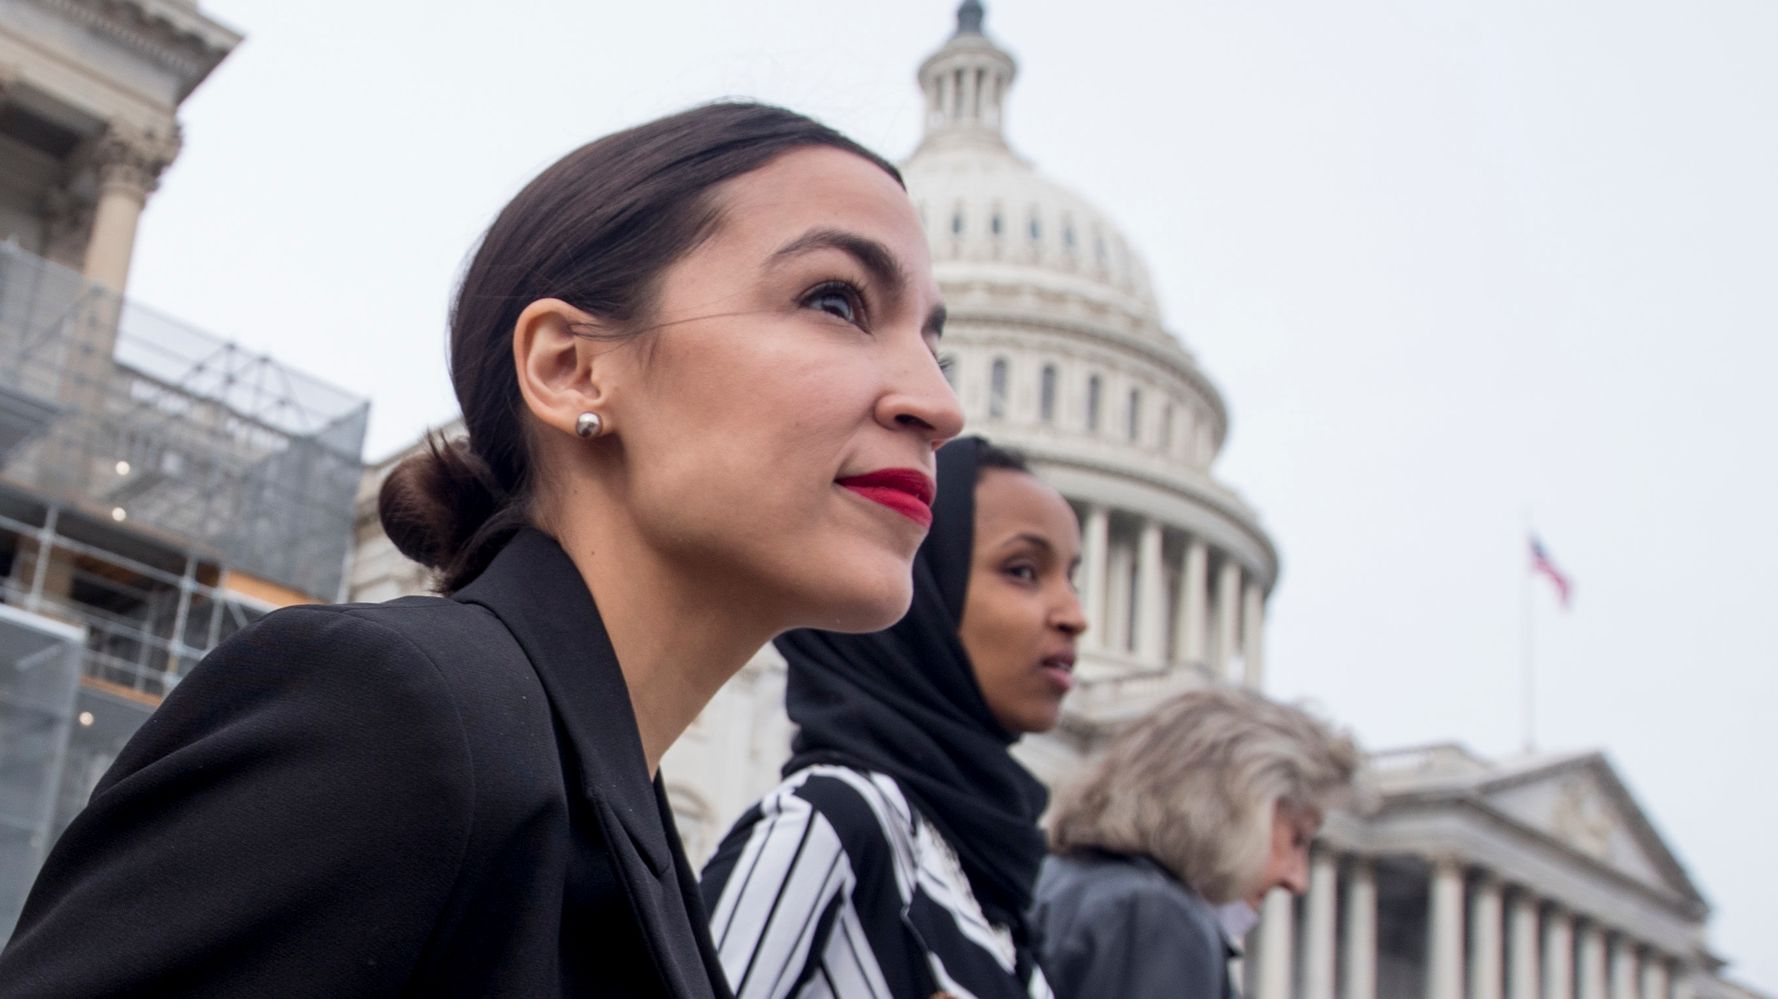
xmin=701 ymin=437 xmax=1085 ymax=999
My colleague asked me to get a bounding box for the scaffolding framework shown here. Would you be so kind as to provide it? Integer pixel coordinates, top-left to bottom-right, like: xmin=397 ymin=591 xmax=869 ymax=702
xmin=0 ymin=243 xmax=368 ymax=602
xmin=0 ymin=245 xmax=369 ymax=890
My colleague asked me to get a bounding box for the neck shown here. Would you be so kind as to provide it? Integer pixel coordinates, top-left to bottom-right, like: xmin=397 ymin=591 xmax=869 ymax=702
xmin=547 ymin=492 xmax=781 ymax=778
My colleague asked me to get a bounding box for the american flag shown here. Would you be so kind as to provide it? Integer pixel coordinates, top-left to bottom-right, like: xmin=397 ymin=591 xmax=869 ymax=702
xmin=1529 ymin=536 xmax=1572 ymax=609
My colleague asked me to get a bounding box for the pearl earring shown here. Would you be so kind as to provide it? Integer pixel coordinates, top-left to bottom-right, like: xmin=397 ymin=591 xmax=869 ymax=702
xmin=574 ymin=412 xmax=603 ymax=439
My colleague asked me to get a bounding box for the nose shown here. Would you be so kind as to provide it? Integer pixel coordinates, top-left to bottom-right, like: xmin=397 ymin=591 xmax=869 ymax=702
xmin=877 ymin=342 xmax=965 ymax=448
xmin=1052 ymin=584 xmax=1088 ymax=637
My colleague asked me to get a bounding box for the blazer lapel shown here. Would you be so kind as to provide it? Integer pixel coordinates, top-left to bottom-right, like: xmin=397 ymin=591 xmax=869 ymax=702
xmin=456 ymin=529 xmax=716 ymax=999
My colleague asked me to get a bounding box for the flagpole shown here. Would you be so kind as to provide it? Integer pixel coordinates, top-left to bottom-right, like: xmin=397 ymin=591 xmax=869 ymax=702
xmin=1522 ymin=515 xmax=1536 ymax=754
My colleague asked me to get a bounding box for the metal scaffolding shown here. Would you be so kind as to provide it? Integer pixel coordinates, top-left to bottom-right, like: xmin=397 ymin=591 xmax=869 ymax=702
xmin=0 ymin=245 xmax=370 ymax=913
xmin=0 ymin=242 xmax=368 ymax=601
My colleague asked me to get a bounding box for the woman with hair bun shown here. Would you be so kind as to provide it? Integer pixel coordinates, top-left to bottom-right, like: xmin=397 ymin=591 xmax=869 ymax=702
xmin=1031 ymin=687 xmax=1359 ymax=999
xmin=0 ymin=102 xmax=962 ymax=998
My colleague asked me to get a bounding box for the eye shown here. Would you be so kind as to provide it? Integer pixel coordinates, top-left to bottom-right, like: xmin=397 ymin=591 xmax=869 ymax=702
xmin=937 ymin=352 xmax=956 ymax=373
xmin=801 ymin=280 xmax=867 ymax=328
xmin=1004 ymin=562 xmax=1038 ymax=583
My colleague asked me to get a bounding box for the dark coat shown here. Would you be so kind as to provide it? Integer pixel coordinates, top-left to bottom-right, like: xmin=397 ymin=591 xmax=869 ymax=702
xmin=1031 ymin=851 xmax=1238 ymax=999
xmin=0 ymin=529 xmax=729 ymax=999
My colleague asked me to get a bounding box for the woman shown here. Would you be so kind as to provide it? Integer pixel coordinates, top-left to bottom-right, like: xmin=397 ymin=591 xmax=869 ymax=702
xmin=1031 ymin=687 xmax=1358 ymax=999
xmin=701 ymin=437 xmax=1084 ymax=999
xmin=0 ymin=102 xmax=962 ymax=998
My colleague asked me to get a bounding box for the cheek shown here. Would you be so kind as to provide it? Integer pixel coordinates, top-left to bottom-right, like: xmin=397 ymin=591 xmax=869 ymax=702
xmin=656 ymin=333 xmax=872 ymax=456
xmin=963 ymin=594 xmax=1039 ymax=696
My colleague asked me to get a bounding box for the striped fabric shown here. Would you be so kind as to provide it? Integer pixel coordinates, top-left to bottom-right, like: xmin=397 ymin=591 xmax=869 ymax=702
xmin=702 ymin=766 xmax=1053 ymax=999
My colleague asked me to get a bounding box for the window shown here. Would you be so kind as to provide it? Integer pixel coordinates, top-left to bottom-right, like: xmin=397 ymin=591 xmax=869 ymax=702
xmin=1160 ymin=402 xmax=1174 ymax=451
xmin=989 ymin=357 xmax=1009 ymax=420
xmin=1040 ymin=365 xmax=1057 ymax=422
xmin=1086 ymin=374 xmax=1101 ymax=431
xmin=991 ymin=211 xmax=1003 ymax=236
xmin=1029 ymin=213 xmax=1041 ymax=241
xmin=951 ymin=210 xmax=965 ymax=235
xmin=1127 ymin=389 xmax=1141 ymax=441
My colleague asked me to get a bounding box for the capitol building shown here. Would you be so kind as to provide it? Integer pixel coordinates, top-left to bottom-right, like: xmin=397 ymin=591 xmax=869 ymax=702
xmin=0 ymin=0 xmax=1760 ymax=992
xmin=347 ymin=5 xmax=1764 ymax=999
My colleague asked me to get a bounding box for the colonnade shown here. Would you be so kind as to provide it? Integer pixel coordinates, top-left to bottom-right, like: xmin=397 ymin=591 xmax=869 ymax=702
xmin=1245 ymin=852 xmax=1697 ymax=999
xmin=1075 ymin=502 xmax=1265 ymax=687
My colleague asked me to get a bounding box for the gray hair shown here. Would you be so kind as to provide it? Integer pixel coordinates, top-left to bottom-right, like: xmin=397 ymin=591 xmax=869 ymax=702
xmin=1047 ymin=685 xmax=1358 ymax=904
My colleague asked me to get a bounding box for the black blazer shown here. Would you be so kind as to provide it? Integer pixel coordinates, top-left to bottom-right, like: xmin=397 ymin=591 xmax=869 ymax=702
xmin=0 ymin=529 xmax=730 ymax=998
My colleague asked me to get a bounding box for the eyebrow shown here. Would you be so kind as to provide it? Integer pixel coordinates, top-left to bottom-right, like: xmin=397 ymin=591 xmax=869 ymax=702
xmin=995 ymin=531 xmax=1085 ymax=569
xmin=995 ymin=532 xmax=1056 ymax=557
xmin=771 ymin=227 xmax=947 ymax=338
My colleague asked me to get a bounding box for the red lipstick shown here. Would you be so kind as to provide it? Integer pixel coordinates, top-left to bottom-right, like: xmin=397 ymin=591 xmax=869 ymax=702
xmin=836 ymin=468 xmax=935 ymax=528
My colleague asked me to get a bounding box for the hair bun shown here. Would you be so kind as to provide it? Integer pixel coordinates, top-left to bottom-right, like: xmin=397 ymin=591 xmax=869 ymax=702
xmin=377 ymin=434 xmax=516 ymax=592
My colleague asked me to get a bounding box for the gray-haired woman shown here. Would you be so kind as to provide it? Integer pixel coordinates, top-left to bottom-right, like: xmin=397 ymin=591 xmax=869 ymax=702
xmin=1030 ymin=686 xmax=1358 ymax=999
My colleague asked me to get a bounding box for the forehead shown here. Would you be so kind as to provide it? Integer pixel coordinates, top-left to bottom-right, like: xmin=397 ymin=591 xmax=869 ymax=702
xmin=706 ymin=148 xmax=936 ymax=285
xmin=972 ymin=469 xmax=1081 ymax=550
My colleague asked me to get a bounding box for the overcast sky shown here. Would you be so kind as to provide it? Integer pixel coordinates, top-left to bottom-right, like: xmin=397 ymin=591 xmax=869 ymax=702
xmin=125 ymin=0 xmax=1776 ymax=986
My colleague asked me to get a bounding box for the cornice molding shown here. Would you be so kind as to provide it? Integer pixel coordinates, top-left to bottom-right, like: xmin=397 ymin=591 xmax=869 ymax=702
xmin=1370 ymin=789 xmax=1708 ymax=921
xmin=28 ymin=0 xmax=240 ymax=97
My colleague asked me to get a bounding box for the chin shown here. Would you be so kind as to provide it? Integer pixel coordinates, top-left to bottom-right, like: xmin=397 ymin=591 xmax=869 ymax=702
xmin=1004 ymin=703 xmax=1064 ymax=737
xmin=794 ymin=576 xmax=914 ymax=634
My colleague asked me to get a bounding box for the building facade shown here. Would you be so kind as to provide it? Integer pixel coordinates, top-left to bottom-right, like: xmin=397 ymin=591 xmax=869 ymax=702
xmin=348 ymin=4 xmax=1764 ymax=995
xmin=1247 ymin=744 xmax=1744 ymax=999
xmin=0 ymin=0 xmax=368 ymax=938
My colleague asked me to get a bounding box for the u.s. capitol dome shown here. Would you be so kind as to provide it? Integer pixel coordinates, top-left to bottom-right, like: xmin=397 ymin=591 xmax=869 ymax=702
xmin=901 ymin=1 xmax=1279 ymax=776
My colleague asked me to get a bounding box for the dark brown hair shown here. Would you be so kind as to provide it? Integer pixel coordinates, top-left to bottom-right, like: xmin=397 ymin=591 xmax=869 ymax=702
xmin=973 ymin=439 xmax=1029 ymax=479
xmin=379 ymin=102 xmax=902 ymax=593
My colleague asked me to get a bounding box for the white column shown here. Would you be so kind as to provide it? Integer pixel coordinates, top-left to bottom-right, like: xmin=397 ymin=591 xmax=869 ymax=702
xmin=1177 ymin=535 xmax=1209 ymax=665
xmin=1427 ymin=857 xmax=1466 ymax=999
xmin=1135 ymin=520 xmax=1167 ymax=663
xmin=82 ymin=127 xmax=175 ymax=292
xmin=1578 ymin=923 xmax=1609 ymax=999
xmin=1081 ymin=505 xmax=1108 ymax=649
xmin=1545 ymin=907 xmax=1575 ymax=999
xmin=1470 ymin=874 xmax=1505 ymax=999
xmin=1242 ymin=578 xmax=1266 ymax=689
xmin=1342 ymin=858 xmax=1378 ymax=999
xmin=1253 ymin=887 xmax=1295 ymax=999
xmin=1641 ymin=954 xmax=1670 ymax=999
xmin=1107 ymin=536 xmax=1134 ymax=652
xmin=1213 ymin=558 xmax=1241 ymax=681
xmin=1610 ymin=937 xmax=1641 ymax=999
xmin=1507 ymin=890 xmax=1542 ymax=999
xmin=1303 ymin=851 xmax=1338 ymax=999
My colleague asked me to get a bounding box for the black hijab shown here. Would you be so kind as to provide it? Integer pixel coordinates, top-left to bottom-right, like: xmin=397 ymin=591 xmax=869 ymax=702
xmin=778 ymin=436 xmax=1049 ymax=931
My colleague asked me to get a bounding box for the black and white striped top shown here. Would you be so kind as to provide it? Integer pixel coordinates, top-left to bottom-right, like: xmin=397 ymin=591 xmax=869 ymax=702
xmin=701 ymin=765 xmax=1053 ymax=999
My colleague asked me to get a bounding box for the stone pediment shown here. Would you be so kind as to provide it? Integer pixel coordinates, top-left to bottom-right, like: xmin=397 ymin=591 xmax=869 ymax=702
xmin=1475 ymin=752 xmax=1705 ymax=907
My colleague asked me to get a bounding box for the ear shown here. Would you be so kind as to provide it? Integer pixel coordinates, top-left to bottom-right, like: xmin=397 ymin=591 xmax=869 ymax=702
xmin=511 ymin=298 xmax=620 ymax=439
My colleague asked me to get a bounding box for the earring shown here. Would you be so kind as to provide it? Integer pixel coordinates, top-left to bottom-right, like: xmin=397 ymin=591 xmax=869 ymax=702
xmin=574 ymin=412 xmax=603 ymax=439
